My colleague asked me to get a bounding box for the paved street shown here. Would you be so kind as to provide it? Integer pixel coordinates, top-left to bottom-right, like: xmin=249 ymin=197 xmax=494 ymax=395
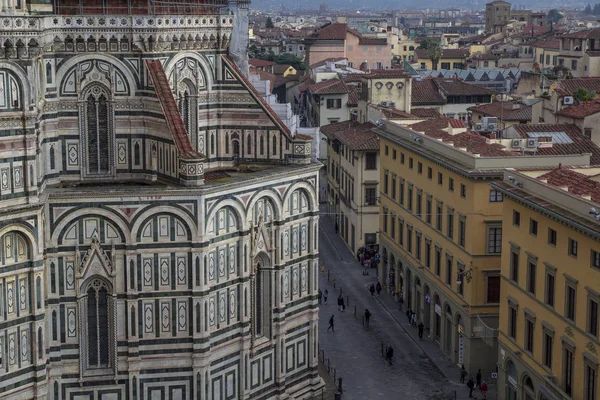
xmin=317 ymin=208 xmax=495 ymax=400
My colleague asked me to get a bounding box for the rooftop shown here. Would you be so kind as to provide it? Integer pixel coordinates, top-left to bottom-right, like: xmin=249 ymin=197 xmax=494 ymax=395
xmin=249 ymin=58 xmax=276 ymax=68
xmin=467 ymin=101 xmax=533 ymax=121
xmin=553 ymin=78 xmax=600 ymax=96
xmin=321 ymin=121 xmax=379 ymax=151
xmin=307 ymin=79 xmax=349 ymax=95
xmin=411 ymin=79 xmax=446 ymax=105
xmin=414 ymin=49 xmax=470 ymax=60
xmin=555 ymin=101 xmax=600 ymax=118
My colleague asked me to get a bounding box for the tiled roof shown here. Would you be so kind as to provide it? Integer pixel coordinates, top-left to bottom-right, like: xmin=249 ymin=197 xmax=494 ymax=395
xmin=561 ymin=28 xmax=600 ymax=39
xmin=553 ymin=78 xmax=600 ymax=96
xmin=555 ymin=101 xmax=600 ymax=118
xmin=410 ymin=108 xmax=442 ymax=118
xmin=435 ymin=78 xmax=498 ymax=96
xmin=536 ymin=167 xmax=600 ymax=203
xmin=510 ymin=124 xmax=600 ymax=164
xmin=249 ymin=58 xmax=276 ymax=68
xmin=467 ymin=101 xmax=532 ymax=121
xmin=359 ymin=37 xmax=388 ymax=45
xmin=308 ymin=79 xmax=349 ymax=95
xmin=321 ymin=121 xmax=379 ymax=150
xmin=533 ymin=40 xmax=560 ymax=50
xmin=449 ymin=119 xmax=466 ymax=128
xmin=307 ymin=23 xmax=352 ymax=40
xmin=380 ymin=108 xmax=420 ymax=119
xmin=411 ymin=79 xmax=445 ymax=105
xmin=342 ymin=74 xmax=365 ymax=83
xmin=414 ymin=49 xmax=470 ymax=60
xmin=347 ymin=86 xmax=359 ymax=107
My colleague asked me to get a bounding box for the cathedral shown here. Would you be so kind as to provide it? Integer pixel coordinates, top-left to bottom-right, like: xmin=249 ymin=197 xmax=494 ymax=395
xmin=0 ymin=0 xmax=322 ymax=399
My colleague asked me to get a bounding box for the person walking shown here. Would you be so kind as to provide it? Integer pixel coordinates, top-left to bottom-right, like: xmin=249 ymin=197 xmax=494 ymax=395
xmin=476 ymin=369 xmax=482 ymax=389
xmin=375 ymin=282 xmax=382 ymax=295
xmin=406 ymin=309 xmax=412 ymax=323
xmin=323 ymin=289 xmax=328 ymax=304
xmin=327 ymin=315 xmax=335 ymax=332
xmin=418 ymin=322 xmax=424 ymax=339
xmin=480 ymin=381 xmax=488 ymax=395
xmin=341 ymin=296 xmax=345 ymax=311
xmin=460 ymin=365 xmax=467 ymax=384
xmin=337 ymin=296 xmax=343 ymax=311
xmin=335 ymin=222 xmax=339 ymax=234
xmin=364 ymin=309 xmax=371 ymax=327
xmin=410 ymin=311 xmax=416 ymax=326
xmin=398 ymin=293 xmax=404 ymax=311
xmin=369 ymin=284 xmax=375 ymax=297
xmin=318 ymin=289 xmax=322 ymax=305
xmin=386 ymin=346 xmax=394 ymax=364
xmin=466 ymin=377 xmax=475 ymax=398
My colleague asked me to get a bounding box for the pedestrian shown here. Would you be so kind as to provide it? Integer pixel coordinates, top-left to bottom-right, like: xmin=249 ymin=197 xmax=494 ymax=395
xmin=365 ymin=309 xmax=371 ymax=326
xmin=466 ymin=377 xmax=474 ymax=398
xmin=386 ymin=346 xmax=394 ymax=364
xmin=460 ymin=365 xmax=467 ymax=384
xmin=369 ymin=284 xmax=375 ymax=297
xmin=406 ymin=309 xmax=412 ymax=323
xmin=335 ymin=222 xmax=339 ymax=234
xmin=341 ymin=296 xmax=345 ymax=311
xmin=327 ymin=315 xmax=335 ymax=332
xmin=333 ymin=278 xmax=336 ymax=288
xmin=376 ymin=282 xmax=382 ymax=295
xmin=418 ymin=322 xmax=424 ymax=339
xmin=480 ymin=381 xmax=488 ymax=394
xmin=318 ymin=289 xmax=322 ymax=304
xmin=398 ymin=293 xmax=404 ymax=311
xmin=476 ymin=369 xmax=482 ymax=389
xmin=323 ymin=289 xmax=328 ymax=304
xmin=410 ymin=311 xmax=416 ymax=326
xmin=321 ymin=265 xmax=325 ymax=274
xmin=337 ymin=296 xmax=343 ymax=311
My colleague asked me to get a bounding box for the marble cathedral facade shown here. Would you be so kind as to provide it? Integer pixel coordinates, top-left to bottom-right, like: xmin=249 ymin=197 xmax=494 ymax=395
xmin=0 ymin=1 xmax=322 ymax=399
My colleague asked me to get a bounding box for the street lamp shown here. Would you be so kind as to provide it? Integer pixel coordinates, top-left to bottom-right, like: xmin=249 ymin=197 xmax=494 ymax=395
xmin=456 ymin=267 xmax=473 ymax=286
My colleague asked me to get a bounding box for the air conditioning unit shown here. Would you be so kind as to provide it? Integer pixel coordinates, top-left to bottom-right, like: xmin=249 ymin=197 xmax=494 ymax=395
xmin=511 ymin=139 xmax=522 ymax=148
xmin=380 ymin=101 xmax=389 ymax=107
xmin=563 ymin=96 xmax=574 ymax=105
xmin=487 ymin=123 xmax=498 ymax=131
xmin=483 ymin=117 xmax=499 ymax=125
xmin=389 ymin=101 xmax=396 ymax=108
xmin=475 ymin=123 xmax=484 ymax=131
xmin=526 ymin=138 xmax=538 ymax=148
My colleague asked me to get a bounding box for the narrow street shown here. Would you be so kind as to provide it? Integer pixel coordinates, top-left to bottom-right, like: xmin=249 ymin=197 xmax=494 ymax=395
xmin=317 ymin=208 xmax=481 ymax=400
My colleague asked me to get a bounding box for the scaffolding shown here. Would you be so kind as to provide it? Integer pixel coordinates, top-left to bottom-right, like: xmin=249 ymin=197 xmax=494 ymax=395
xmin=52 ymin=0 xmax=229 ymax=15
xmin=472 ymin=313 xmax=497 ymax=348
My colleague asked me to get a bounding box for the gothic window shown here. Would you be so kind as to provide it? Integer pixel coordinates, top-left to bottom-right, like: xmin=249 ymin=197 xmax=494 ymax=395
xmin=85 ymin=279 xmax=110 ymax=369
xmin=82 ymin=85 xmax=112 ymax=175
xmin=253 ymin=256 xmax=271 ymax=339
xmin=165 ymin=150 xmax=169 ymax=173
xmin=171 ymin=149 xmax=176 ymax=172
xmin=195 ymin=257 xmax=200 ymax=286
xmin=37 ymin=327 xmax=43 ymax=359
xmin=225 ymin=132 xmax=229 ymax=154
xmin=179 ymin=92 xmax=189 ymax=134
xmin=133 ymin=142 xmax=140 ymax=166
xmin=210 ymin=133 xmax=215 ymax=155
xmin=159 ymin=148 xmax=163 ymax=170
xmin=176 ymin=79 xmax=196 ymax=140
xmin=52 ymin=310 xmax=58 ymax=341
xmin=46 ymin=62 xmax=52 ymax=84
xmin=196 ymin=302 xmax=201 ymax=332
xmin=130 ymin=306 xmax=136 ymax=337
xmin=247 ymin=134 xmax=252 ymax=155
xmin=129 ymin=260 xmax=135 ymax=290
xmin=272 ymin=135 xmax=277 ymax=156
xmin=50 ymin=263 xmax=56 ymax=293
xmin=36 ymin=276 xmax=41 ymax=309
xmin=49 ymin=146 xmax=55 ymax=170
xmin=260 ymin=136 xmax=264 ymax=156
xmin=0 ymin=70 xmax=22 ymax=111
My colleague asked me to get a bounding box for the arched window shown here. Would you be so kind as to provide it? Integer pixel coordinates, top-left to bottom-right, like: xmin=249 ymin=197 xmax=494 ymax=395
xmin=129 ymin=260 xmax=135 ymax=290
xmin=225 ymin=132 xmax=229 ymax=154
xmin=49 ymin=146 xmax=55 ymax=170
xmin=83 ymin=85 xmax=111 ymax=175
xmin=210 ymin=133 xmax=215 ymax=155
xmin=86 ymin=279 xmax=110 ymax=368
xmin=134 ymin=142 xmax=140 ymax=166
xmin=54 ymin=382 xmax=59 ymax=400
xmin=36 ymin=276 xmax=42 ymax=309
xmin=272 ymin=135 xmax=277 ymax=156
xmin=50 ymin=262 xmax=56 ymax=293
xmin=253 ymin=255 xmax=271 ymax=338
xmin=259 ymin=136 xmax=264 ymax=156
xmin=52 ymin=310 xmax=58 ymax=341
xmin=159 ymin=148 xmax=163 ymax=170
xmin=37 ymin=327 xmax=43 ymax=359
xmin=46 ymin=62 xmax=52 ymax=84
xmin=179 ymin=92 xmax=189 ymax=135
xmin=165 ymin=149 xmax=169 ymax=173
xmin=171 ymin=149 xmax=176 ymax=172
xmin=176 ymin=79 xmax=197 ymax=140
xmin=196 ymin=302 xmax=201 ymax=332
xmin=130 ymin=306 xmax=136 ymax=337
xmin=247 ymin=135 xmax=252 ymax=155
xmin=195 ymin=256 xmax=200 ymax=286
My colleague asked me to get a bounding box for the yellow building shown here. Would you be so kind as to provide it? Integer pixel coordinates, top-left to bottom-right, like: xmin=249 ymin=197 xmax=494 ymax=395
xmin=468 ymin=100 xmax=534 ymax=131
xmin=414 ymin=48 xmax=470 ymax=70
xmin=533 ymin=40 xmax=560 ymax=70
xmin=390 ymin=32 xmax=418 ymax=62
xmin=492 ymin=167 xmax=600 ymax=400
xmin=376 ymin=117 xmax=600 ymax=378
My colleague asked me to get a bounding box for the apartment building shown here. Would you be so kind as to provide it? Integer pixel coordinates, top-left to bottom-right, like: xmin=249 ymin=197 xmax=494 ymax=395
xmin=376 ymin=117 xmax=600 ymax=377
xmin=492 ymin=167 xmax=600 ymax=400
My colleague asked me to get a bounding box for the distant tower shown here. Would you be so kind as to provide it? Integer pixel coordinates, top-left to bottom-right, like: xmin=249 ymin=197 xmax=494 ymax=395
xmin=319 ymin=1 xmax=328 ymax=12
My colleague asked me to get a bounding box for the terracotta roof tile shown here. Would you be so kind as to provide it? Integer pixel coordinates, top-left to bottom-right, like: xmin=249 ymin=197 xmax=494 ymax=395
xmin=347 ymin=86 xmax=359 ymax=107
xmin=533 ymin=40 xmax=560 ymax=50
xmin=554 ymin=78 xmax=600 ymax=96
xmin=414 ymin=49 xmax=470 ymax=60
xmin=273 ymin=64 xmax=294 ymax=75
xmin=322 ymin=121 xmax=379 ymax=150
xmin=307 ymin=23 xmax=352 ymax=40
xmin=561 ymin=28 xmax=600 ymax=39
xmin=555 ymin=101 xmax=600 ymax=118
xmin=308 ymin=79 xmax=349 ymax=95
xmin=434 ymin=78 xmax=498 ymax=96
xmin=510 ymin=124 xmax=600 ymax=164
xmin=362 ymin=69 xmax=412 ymax=79
xmin=359 ymin=37 xmax=388 ymax=45
xmin=411 ymin=79 xmax=446 ymax=105
xmin=410 ymin=108 xmax=442 ymax=118
xmin=249 ymin=58 xmax=276 ymax=68
xmin=467 ymin=101 xmax=533 ymax=121
xmin=449 ymin=119 xmax=466 ymax=128
xmin=537 ymin=167 xmax=600 ymax=203
xmin=309 ymin=57 xmax=347 ymax=69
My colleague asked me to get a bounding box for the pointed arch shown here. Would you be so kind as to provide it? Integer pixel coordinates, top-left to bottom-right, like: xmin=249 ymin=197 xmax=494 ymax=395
xmin=80 ymin=83 xmax=113 ymax=176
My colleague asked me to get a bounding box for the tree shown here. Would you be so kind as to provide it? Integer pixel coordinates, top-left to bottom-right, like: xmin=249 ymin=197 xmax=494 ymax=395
xmin=265 ymin=17 xmax=274 ymax=29
xmin=585 ymin=3 xmax=593 ymax=14
xmin=547 ymin=9 xmax=562 ymax=24
xmin=573 ymin=87 xmax=597 ymax=101
xmin=273 ymin=53 xmax=305 ymax=71
xmin=428 ymin=43 xmax=443 ymax=71
xmin=417 ymin=37 xmax=440 ymax=50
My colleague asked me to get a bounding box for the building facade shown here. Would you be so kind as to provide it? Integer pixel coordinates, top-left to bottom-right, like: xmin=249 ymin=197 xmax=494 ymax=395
xmin=0 ymin=1 xmax=323 ymax=399
xmin=485 ymin=0 xmax=511 ymax=34
xmin=493 ymin=168 xmax=600 ymax=400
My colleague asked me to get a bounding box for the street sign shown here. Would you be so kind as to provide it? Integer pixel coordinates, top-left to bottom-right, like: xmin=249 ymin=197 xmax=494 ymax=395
xmin=375 ymin=254 xmax=381 ymax=260
xmin=491 ymin=372 xmax=498 ymax=379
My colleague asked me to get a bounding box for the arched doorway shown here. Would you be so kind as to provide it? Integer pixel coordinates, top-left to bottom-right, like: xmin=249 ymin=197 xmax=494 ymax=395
xmin=231 ymin=132 xmax=240 ymax=164
xmin=434 ymin=294 xmax=441 ymax=343
xmin=423 ymin=285 xmax=431 ymax=333
xmin=522 ymin=375 xmax=535 ymax=400
xmin=444 ymin=304 xmax=453 ymax=355
xmin=406 ymin=268 xmax=412 ymax=310
xmin=456 ymin=314 xmax=465 ymax=365
xmin=415 ymin=277 xmax=422 ymax=322
xmin=506 ymin=360 xmax=517 ymax=400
